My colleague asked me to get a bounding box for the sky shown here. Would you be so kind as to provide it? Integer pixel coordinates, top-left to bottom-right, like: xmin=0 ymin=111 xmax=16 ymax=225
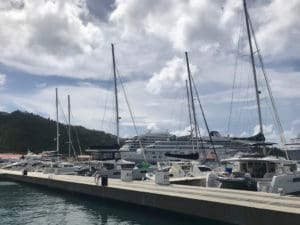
xmin=0 ymin=0 xmax=299 ymax=143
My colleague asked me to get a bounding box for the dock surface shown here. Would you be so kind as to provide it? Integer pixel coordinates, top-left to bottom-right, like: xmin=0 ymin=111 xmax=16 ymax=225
xmin=1 ymin=169 xmax=299 ymax=225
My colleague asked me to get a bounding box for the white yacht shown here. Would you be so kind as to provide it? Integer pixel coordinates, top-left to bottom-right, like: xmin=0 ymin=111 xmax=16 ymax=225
xmin=206 ymin=155 xmax=300 ymax=195
xmin=94 ymin=159 xmax=156 ymax=180
xmin=145 ymin=161 xmax=212 ymax=180
xmin=284 ymin=135 xmax=300 ymax=162
xmin=41 ymin=161 xmax=84 ymax=175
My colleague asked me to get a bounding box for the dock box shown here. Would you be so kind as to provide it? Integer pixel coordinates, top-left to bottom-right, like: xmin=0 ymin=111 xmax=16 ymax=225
xmin=121 ymin=170 xmax=133 ymax=182
xmin=155 ymin=171 xmax=169 ymax=185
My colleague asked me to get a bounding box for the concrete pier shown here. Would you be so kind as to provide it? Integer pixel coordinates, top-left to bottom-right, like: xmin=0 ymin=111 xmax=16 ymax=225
xmin=1 ymin=169 xmax=299 ymax=225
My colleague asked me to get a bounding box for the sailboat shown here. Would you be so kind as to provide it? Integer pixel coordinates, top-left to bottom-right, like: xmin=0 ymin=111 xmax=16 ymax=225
xmin=206 ymin=0 xmax=300 ymax=195
xmin=88 ymin=44 xmax=155 ymax=180
xmin=123 ymin=52 xmax=220 ymax=165
xmin=40 ymin=91 xmax=88 ymax=175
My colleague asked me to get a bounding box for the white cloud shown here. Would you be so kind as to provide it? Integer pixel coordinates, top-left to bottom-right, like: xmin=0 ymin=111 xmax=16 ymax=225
xmin=0 ymin=0 xmax=241 ymax=80
xmin=146 ymin=56 xmax=197 ymax=96
xmin=254 ymin=0 xmax=300 ymax=58
xmin=0 ymin=0 xmax=106 ymax=78
xmin=251 ymin=121 xmax=300 ymax=144
xmin=170 ymin=126 xmax=207 ymax=137
xmin=0 ymin=0 xmax=298 ymax=81
xmin=269 ymin=71 xmax=300 ymax=99
xmin=0 ymin=73 xmax=6 ymax=86
xmin=253 ymin=124 xmax=274 ymax=135
xmin=286 ymin=120 xmax=300 ymax=140
xmin=171 ymin=126 xmax=191 ymax=137
xmin=111 ymin=0 xmax=241 ymax=51
xmin=0 ymin=0 xmax=299 ymax=140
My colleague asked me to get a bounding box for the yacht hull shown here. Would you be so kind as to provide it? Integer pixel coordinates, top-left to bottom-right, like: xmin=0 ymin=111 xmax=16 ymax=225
xmin=217 ymin=176 xmax=257 ymax=191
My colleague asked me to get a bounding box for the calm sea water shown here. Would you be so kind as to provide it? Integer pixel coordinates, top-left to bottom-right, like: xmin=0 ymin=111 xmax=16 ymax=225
xmin=0 ymin=181 xmax=232 ymax=225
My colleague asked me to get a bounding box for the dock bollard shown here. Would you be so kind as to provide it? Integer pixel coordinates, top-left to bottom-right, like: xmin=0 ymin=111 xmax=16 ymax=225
xmin=22 ymin=169 xmax=28 ymax=176
xmin=101 ymin=175 xmax=108 ymax=186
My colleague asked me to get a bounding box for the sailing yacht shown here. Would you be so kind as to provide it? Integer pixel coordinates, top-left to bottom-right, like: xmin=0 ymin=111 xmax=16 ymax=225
xmin=121 ymin=51 xmax=221 ymax=165
xmin=89 ymin=44 xmax=155 ymax=179
xmin=121 ymin=39 xmax=263 ymax=164
xmin=205 ymin=0 xmax=300 ymax=194
xmin=206 ymin=154 xmax=300 ymax=194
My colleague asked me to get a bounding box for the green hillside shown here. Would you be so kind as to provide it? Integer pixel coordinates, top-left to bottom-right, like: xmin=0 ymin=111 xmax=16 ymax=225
xmin=0 ymin=110 xmax=117 ymax=154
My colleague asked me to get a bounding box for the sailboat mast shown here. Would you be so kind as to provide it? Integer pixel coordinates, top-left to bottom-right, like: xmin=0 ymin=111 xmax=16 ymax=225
xmin=185 ymin=52 xmax=199 ymax=150
xmin=68 ymin=95 xmax=71 ymax=158
xmin=248 ymin=17 xmax=287 ymax=144
xmin=111 ymin=43 xmax=120 ymax=145
xmin=191 ymin=76 xmax=220 ymax=164
xmin=185 ymin=80 xmax=193 ymax=138
xmin=243 ymin=0 xmax=264 ymax=136
xmin=247 ymin=17 xmax=288 ymax=159
xmin=55 ymin=88 xmax=60 ymax=155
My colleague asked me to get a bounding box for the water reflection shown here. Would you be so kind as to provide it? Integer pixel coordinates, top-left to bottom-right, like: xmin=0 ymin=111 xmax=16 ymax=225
xmin=0 ymin=181 xmax=231 ymax=225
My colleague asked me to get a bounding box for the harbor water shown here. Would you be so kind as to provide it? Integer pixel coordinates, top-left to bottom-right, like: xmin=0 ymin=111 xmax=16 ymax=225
xmin=0 ymin=181 xmax=232 ymax=225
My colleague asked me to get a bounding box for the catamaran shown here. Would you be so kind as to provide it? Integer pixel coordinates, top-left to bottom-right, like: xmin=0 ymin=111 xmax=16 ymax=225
xmin=206 ymin=154 xmax=300 ymax=194
xmin=206 ymin=0 xmax=300 ymax=194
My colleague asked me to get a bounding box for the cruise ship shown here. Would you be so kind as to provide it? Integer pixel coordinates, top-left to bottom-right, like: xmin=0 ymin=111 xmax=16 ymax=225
xmin=120 ymin=131 xmax=176 ymax=151
xmin=120 ymin=131 xmax=255 ymax=164
xmin=120 ymin=131 xmax=176 ymax=162
xmin=285 ymin=135 xmax=300 ymax=162
xmin=137 ymin=138 xmax=211 ymax=164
